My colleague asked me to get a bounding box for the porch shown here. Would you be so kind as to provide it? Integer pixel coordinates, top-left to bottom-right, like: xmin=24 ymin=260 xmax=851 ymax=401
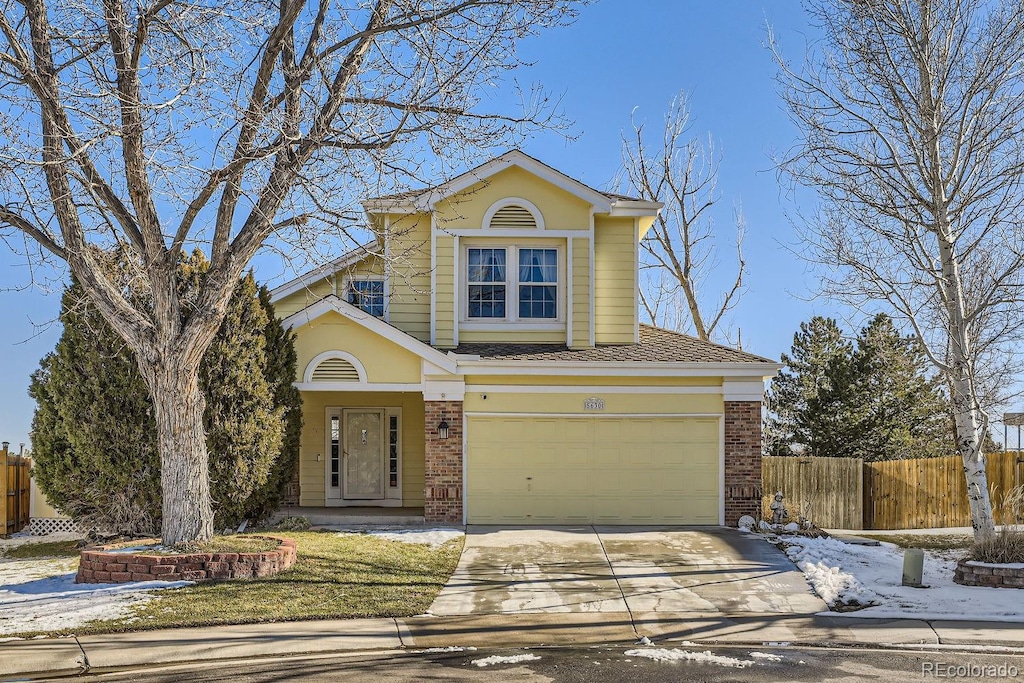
xmin=274 ymin=506 xmax=426 ymax=526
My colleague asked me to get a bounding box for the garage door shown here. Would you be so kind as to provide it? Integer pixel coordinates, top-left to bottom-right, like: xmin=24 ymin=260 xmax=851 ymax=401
xmin=466 ymin=415 xmax=720 ymax=524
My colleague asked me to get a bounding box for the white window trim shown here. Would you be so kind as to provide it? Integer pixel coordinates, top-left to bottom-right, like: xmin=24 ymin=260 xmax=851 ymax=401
xmin=342 ymin=274 xmax=387 ymax=319
xmin=482 ymin=197 xmax=546 ymax=230
xmin=461 ymin=243 xmax=565 ymax=325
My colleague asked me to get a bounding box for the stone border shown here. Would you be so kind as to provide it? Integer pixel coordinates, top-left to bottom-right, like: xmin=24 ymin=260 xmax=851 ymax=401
xmin=953 ymin=558 xmax=1024 ymax=588
xmin=75 ymin=535 xmax=297 ymax=584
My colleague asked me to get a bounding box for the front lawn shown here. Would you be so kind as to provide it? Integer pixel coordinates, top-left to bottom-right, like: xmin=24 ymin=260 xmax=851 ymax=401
xmin=4 ymin=530 xmax=464 ymax=637
xmin=856 ymin=533 xmax=971 ymax=551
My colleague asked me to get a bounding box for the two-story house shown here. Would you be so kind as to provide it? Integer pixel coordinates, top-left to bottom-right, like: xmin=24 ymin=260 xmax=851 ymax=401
xmin=271 ymin=151 xmax=778 ymax=526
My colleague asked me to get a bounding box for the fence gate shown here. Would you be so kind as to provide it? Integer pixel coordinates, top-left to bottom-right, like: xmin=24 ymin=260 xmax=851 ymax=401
xmin=761 ymin=456 xmax=864 ymax=529
xmin=1 ymin=447 xmax=30 ymax=537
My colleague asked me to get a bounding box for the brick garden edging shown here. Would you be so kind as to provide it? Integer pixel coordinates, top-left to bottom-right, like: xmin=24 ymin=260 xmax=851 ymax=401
xmin=75 ymin=535 xmax=297 ymax=584
xmin=953 ymin=558 xmax=1024 ymax=588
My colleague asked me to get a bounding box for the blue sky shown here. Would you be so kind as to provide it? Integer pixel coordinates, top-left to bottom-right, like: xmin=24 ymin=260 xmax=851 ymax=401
xmin=0 ymin=1 xmax=850 ymax=449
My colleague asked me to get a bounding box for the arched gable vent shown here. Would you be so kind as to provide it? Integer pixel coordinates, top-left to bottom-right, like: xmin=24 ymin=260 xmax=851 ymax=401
xmin=488 ymin=204 xmax=538 ymax=229
xmin=310 ymin=357 xmax=360 ymax=382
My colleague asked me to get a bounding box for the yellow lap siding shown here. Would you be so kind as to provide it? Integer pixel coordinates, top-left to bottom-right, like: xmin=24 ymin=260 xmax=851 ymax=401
xmin=594 ymin=215 xmax=637 ymax=344
xmin=387 ymin=212 xmax=432 ymax=342
xmin=463 ymin=391 xmax=723 ymax=415
xmin=293 ymin=310 xmax=421 ymax=384
xmin=571 ymin=237 xmax=591 ymax=348
xmin=273 ymin=278 xmax=334 ymax=319
xmin=435 ymin=235 xmax=455 ymax=347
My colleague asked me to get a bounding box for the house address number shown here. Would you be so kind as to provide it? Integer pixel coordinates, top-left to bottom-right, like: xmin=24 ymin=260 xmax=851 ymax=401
xmin=583 ymin=397 xmax=605 ymax=411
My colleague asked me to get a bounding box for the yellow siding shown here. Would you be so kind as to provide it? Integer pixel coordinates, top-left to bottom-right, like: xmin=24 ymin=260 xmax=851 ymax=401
xmin=465 ymin=375 xmax=722 ymax=387
xmin=386 ymin=212 xmax=432 ymax=342
xmin=594 ymin=216 xmax=637 ymax=344
xmin=298 ymin=391 xmax=425 ymax=507
xmin=463 ymin=391 xmax=723 ymax=415
xmin=294 ymin=311 xmax=421 ymax=384
xmin=571 ymin=237 xmax=591 ymax=348
xmin=434 ymin=166 xmax=591 ymax=230
xmin=434 ymin=235 xmax=455 ymax=348
xmin=273 ymin=277 xmax=334 ymax=319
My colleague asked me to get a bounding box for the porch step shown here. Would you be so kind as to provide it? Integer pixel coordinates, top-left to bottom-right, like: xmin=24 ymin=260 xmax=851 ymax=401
xmin=272 ymin=507 xmax=427 ymax=527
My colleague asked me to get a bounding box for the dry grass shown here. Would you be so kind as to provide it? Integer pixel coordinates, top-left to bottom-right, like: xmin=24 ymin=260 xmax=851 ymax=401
xmin=970 ymin=528 xmax=1024 ymax=564
xmin=0 ymin=540 xmax=83 ymax=559
xmin=857 ymin=533 xmax=972 ymax=551
xmin=21 ymin=530 xmax=463 ymax=637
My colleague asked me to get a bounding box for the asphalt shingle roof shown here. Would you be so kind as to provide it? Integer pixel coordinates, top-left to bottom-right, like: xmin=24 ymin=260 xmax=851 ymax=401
xmin=448 ymin=325 xmax=776 ymax=364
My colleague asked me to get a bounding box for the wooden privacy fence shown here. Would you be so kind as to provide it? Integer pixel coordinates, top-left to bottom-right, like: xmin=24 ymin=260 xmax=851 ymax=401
xmin=764 ymin=451 xmax=1024 ymax=530
xmin=1 ymin=446 xmax=30 ymax=537
xmin=762 ymin=456 xmax=864 ymax=529
xmin=864 ymin=451 xmax=1024 ymax=530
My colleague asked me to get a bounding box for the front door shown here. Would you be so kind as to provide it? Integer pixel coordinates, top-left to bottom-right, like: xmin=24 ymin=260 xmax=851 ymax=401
xmin=341 ymin=409 xmax=385 ymax=500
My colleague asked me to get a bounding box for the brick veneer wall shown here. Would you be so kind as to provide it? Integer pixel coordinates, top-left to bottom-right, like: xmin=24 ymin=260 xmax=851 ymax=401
xmin=75 ymin=536 xmax=297 ymax=584
xmin=724 ymin=400 xmax=763 ymax=526
xmin=954 ymin=559 xmax=1024 ymax=588
xmin=424 ymin=400 xmax=463 ymax=523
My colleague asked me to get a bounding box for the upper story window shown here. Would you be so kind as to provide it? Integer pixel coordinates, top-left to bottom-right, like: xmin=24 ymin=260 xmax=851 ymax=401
xmin=466 ymin=247 xmax=559 ymax=321
xmin=347 ymin=279 xmax=385 ymax=317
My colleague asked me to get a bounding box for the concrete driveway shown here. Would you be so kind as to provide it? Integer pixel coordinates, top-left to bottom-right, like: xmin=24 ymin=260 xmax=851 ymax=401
xmin=428 ymin=526 xmax=825 ymax=617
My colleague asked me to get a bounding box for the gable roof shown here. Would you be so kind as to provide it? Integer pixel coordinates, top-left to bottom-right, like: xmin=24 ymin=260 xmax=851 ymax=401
xmin=280 ymin=295 xmax=458 ymax=374
xmin=449 ymin=325 xmax=777 ymax=365
xmin=269 ymin=239 xmax=378 ymax=303
xmin=362 ymin=150 xmax=662 ymax=217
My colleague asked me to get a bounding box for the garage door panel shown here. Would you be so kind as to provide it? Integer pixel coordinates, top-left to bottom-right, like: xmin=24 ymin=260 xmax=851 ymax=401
xmin=467 ymin=415 xmax=720 ymax=524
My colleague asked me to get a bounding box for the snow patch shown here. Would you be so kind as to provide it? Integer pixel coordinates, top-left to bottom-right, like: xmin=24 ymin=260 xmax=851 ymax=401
xmin=471 ymin=653 xmax=541 ymax=667
xmin=421 ymin=646 xmax=477 ymax=653
xmin=0 ymin=557 xmax=190 ymax=635
xmin=749 ymin=652 xmax=783 ymax=661
xmin=338 ymin=528 xmax=464 ymax=548
xmin=624 ymin=648 xmax=754 ymax=668
xmin=783 ymin=535 xmax=1024 ymax=622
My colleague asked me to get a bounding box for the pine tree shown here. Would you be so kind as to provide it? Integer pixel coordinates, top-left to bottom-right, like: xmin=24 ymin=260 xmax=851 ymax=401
xmin=767 ymin=316 xmax=858 ymax=457
xmin=768 ymin=314 xmax=956 ymax=461
xmin=30 ymin=252 xmax=302 ymax=535
xmin=850 ymin=314 xmax=953 ymax=461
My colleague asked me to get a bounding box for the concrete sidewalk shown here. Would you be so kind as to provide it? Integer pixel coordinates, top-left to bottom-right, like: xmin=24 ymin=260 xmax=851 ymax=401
xmin=4 ymin=613 xmax=1024 ymax=680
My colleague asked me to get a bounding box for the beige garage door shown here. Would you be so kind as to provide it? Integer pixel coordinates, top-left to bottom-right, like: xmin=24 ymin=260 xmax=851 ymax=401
xmin=466 ymin=416 xmax=720 ymax=524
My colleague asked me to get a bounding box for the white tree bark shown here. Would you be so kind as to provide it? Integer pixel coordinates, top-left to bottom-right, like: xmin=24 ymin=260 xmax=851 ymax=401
xmin=772 ymin=0 xmax=1024 ymax=541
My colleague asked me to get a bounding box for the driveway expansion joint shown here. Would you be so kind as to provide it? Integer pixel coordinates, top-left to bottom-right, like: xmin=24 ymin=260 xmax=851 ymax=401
xmin=592 ymin=526 xmax=640 ymax=638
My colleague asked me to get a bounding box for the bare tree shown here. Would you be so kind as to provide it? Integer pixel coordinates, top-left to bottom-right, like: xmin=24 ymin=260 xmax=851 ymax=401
xmin=621 ymin=94 xmax=746 ymax=343
xmin=772 ymin=0 xmax=1024 ymax=541
xmin=0 ymin=0 xmax=583 ymax=544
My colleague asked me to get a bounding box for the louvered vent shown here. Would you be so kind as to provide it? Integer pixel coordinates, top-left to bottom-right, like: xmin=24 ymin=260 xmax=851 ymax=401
xmin=311 ymin=358 xmax=360 ymax=382
xmin=488 ymin=204 xmax=537 ymax=229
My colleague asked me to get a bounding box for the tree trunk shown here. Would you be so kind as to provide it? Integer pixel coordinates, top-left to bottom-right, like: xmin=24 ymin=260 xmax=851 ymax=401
xmin=146 ymin=362 xmax=214 ymax=545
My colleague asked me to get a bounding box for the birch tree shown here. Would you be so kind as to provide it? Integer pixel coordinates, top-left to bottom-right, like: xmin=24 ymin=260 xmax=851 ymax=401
xmin=0 ymin=0 xmax=583 ymax=544
xmin=772 ymin=0 xmax=1024 ymax=540
xmin=621 ymin=94 xmax=746 ymax=343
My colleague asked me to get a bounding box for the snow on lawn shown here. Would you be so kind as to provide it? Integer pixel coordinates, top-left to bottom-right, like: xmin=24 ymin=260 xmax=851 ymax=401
xmin=0 ymin=556 xmax=191 ymax=636
xmin=783 ymin=535 xmax=1024 ymax=622
xmin=338 ymin=527 xmax=465 ymax=548
xmin=470 ymin=653 xmax=541 ymax=667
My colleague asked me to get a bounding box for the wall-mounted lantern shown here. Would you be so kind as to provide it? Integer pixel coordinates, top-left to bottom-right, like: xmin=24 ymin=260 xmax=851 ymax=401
xmin=437 ymin=418 xmax=450 ymax=440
